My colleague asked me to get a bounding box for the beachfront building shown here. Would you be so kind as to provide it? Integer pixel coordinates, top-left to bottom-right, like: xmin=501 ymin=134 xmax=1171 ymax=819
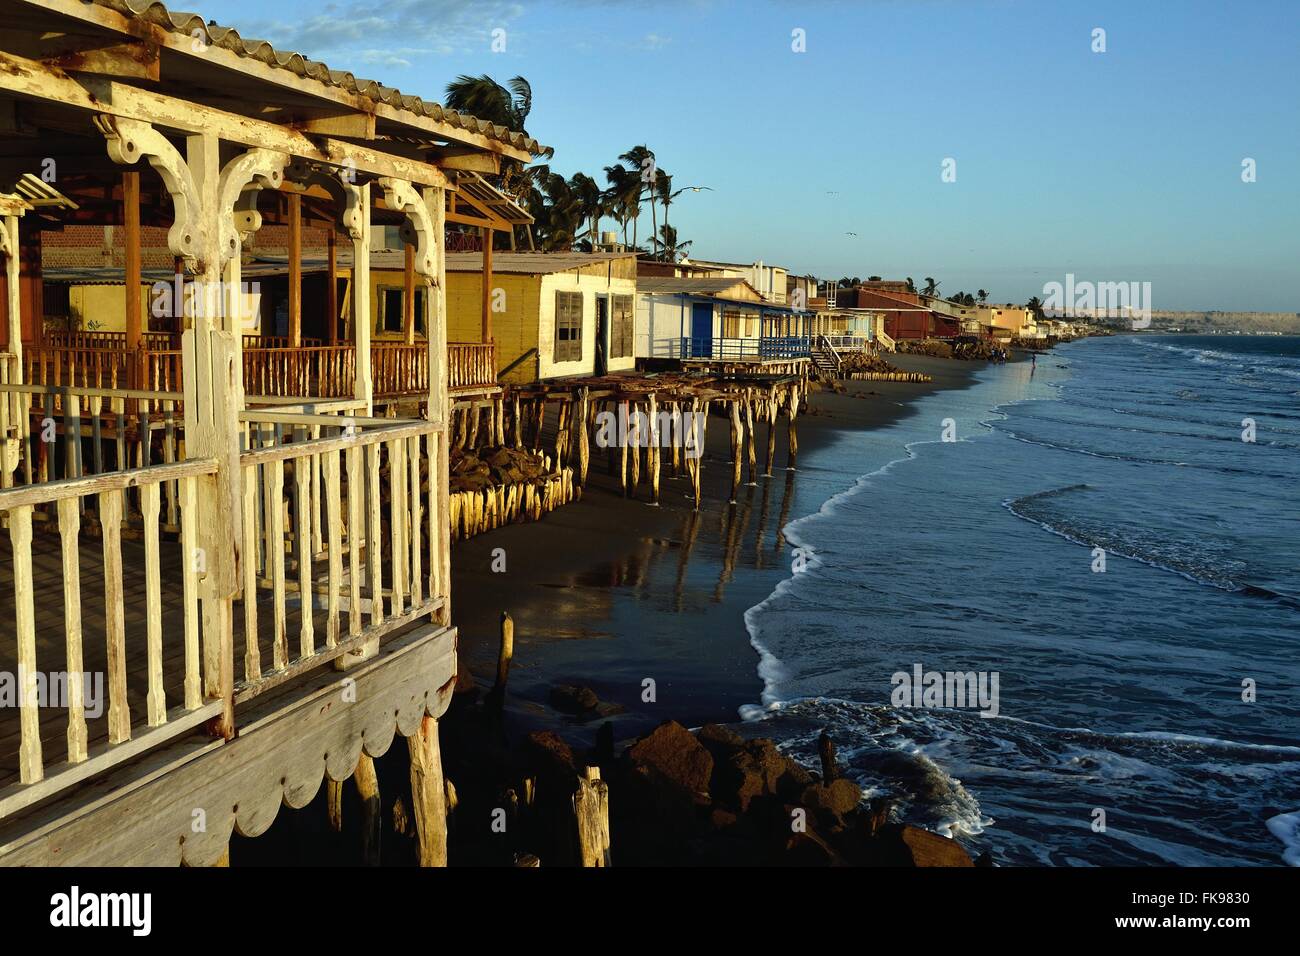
xmin=0 ymin=0 xmax=545 ymax=866
xmin=978 ymin=304 xmax=1041 ymax=340
xmin=444 ymin=251 xmax=638 ymax=384
xmin=635 ymin=275 xmax=813 ymax=363
xmin=834 ymin=282 xmax=960 ymax=341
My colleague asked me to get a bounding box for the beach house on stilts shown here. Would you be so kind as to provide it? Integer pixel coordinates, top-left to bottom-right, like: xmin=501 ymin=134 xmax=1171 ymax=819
xmin=0 ymin=0 xmax=543 ymax=865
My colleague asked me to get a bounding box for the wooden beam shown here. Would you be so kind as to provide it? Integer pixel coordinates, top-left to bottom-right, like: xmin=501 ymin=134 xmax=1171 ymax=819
xmin=3 ymin=31 xmax=161 ymax=82
xmin=297 ymin=112 xmax=376 ymax=139
xmin=288 ymin=192 xmax=301 ymax=347
xmin=429 ymin=149 xmax=499 ymax=174
xmin=0 ymin=52 xmax=451 ymax=187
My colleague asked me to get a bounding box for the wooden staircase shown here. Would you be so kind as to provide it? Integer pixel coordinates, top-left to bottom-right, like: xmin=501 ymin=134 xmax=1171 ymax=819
xmin=811 ymin=336 xmax=842 ymax=378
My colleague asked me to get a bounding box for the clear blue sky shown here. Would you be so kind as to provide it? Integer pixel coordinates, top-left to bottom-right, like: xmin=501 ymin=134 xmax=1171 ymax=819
xmin=215 ymin=0 xmax=1300 ymax=311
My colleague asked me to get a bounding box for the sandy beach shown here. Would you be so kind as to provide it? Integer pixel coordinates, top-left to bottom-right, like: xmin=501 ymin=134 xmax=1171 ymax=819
xmin=450 ymin=353 xmax=988 ymax=744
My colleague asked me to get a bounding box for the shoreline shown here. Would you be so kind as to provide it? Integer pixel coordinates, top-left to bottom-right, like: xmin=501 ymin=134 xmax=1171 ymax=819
xmin=450 ymin=351 xmax=998 ymax=746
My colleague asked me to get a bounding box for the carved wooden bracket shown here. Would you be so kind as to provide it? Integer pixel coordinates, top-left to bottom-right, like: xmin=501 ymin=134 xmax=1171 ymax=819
xmin=379 ymin=177 xmax=436 ymax=279
xmin=217 ymin=148 xmax=289 ymax=262
xmin=286 ymin=160 xmax=368 ymax=241
xmin=0 ymin=214 xmax=15 ymax=258
xmin=95 ymin=115 xmax=204 ymax=267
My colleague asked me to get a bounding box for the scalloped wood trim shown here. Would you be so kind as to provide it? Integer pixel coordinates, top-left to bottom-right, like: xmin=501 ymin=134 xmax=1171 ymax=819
xmin=0 ymin=623 xmax=457 ymax=867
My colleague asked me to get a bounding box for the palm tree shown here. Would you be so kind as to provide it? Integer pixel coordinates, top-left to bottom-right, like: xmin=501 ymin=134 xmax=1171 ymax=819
xmin=602 ymin=164 xmax=640 ymax=247
xmin=657 ymin=224 xmax=692 ymax=262
xmin=569 ymin=171 xmax=604 ymax=248
xmin=905 ymin=277 xmax=916 ymax=293
xmin=616 ymin=145 xmax=654 ymax=251
xmin=977 ymin=289 xmax=989 ymax=304
xmin=1027 ymin=295 xmax=1044 ymax=321
xmin=922 ymin=277 xmax=939 ymax=297
xmin=444 ymin=74 xmax=551 ymax=243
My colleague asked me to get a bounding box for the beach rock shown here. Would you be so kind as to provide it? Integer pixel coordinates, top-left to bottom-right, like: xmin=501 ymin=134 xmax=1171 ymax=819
xmin=872 ymin=823 xmax=975 ymax=867
xmin=696 ymin=723 xmax=744 ymax=761
xmin=625 ymin=720 xmax=713 ymax=801
xmin=549 ymin=683 xmax=600 ymax=714
xmin=801 ymin=777 xmax=863 ymax=827
xmin=519 ymin=730 xmax=576 ymax=782
xmin=899 ymin=825 xmax=974 ymax=867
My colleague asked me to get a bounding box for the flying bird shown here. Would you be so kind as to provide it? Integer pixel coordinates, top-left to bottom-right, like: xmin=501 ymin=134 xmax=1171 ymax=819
xmin=845 ymin=231 xmax=858 ymax=237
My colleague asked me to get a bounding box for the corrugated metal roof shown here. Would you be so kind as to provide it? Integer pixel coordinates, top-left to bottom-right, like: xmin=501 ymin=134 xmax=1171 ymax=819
xmin=443 ymin=251 xmax=636 ymax=275
xmin=92 ymin=0 xmax=545 ymax=156
xmin=637 ymin=277 xmax=758 ymax=296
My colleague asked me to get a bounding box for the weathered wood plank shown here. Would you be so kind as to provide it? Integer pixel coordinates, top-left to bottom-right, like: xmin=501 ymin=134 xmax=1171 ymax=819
xmin=9 ymin=505 xmax=42 ymax=783
xmin=98 ymin=491 xmax=130 ymax=744
xmin=141 ymin=482 xmax=166 ymax=727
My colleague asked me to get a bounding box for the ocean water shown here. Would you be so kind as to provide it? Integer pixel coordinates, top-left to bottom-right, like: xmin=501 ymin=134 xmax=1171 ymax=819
xmin=743 ymin=335 xmax=1300 ymax=866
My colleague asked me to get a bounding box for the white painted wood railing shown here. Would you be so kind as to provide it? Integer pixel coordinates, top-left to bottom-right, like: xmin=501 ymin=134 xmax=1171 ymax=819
xmin=0 ymin=457 xmax=223 ymax=820
xmin=235 ymin=414 xmax=444 ymax=702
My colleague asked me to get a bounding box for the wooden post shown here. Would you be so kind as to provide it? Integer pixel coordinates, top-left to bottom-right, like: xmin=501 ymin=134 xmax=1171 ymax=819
xmin=491 ymin=610 xmax=513 ymax=708
xmin=818 ymin=731 xmax=839 ymax=783
xmin=729 ymin=398 xmax=742 ymax=503
xmin=326 ymin=779 xmax=344 ymax=832
xmin=576 ymin=386 xmax=590 ymax=487
xmin=481 ymin=226 xmax=493 ymax=343
xmin=326 ymin=228 xmax=338 ymax=345
xmin=628 ymin=401 xmax=640 ymax=497
xmin=648 ymin=392 xmax=660 ymax=505
xmin=407 ymin=715 xmax=449 ymax=866
xmin=352 ymin=183 xmax=373 ymax=414
xmin=354 ymin=753 xmax=382 ymax=866
xmin=123 ymin=171 xmax=142 ymax=392
xmin=573 ymin=766 xmax=611 ymax=867
xmin=288 ymin=191 xmax=302 ymax=347
xmin=745 ymin=391 xmax=757 ymax=485
xmin=786 ymin=384 xmax=799 ymax=470
xmin=765 ymin=387 xmax=779 ymax=477
xmin=403 ymin=240 xmax=415 ymax=345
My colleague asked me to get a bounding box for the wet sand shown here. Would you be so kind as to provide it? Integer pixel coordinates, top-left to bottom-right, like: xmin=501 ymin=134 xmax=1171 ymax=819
xmin=450 ymin=354 xmax=988 ymax=747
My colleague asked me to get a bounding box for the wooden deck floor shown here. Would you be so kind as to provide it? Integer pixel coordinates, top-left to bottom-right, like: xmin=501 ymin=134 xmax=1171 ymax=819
xmin=0 ymin=518 xmax=331 ymax=790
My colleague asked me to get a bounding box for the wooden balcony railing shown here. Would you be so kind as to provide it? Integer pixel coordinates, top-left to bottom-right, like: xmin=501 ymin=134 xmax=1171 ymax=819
xmin=448 ymin=342 xmax=497 ymax=392
xmin=0 ymin=456 xmax=224 ymax=818
xmin=21 ymin=340 xmax=497 ymax=402
xmin=0 ymin=412 xmax=444 ymax=819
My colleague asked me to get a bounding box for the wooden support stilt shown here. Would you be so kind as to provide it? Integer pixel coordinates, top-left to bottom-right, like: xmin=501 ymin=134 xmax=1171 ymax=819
xmin=532 ymin=399 xmax=546 ymax=452
xmin=670 ymin=401 xmax=681 ymax=476
xmin=576 ymin=387 xmax=590 ymax=487
xmin=407 ymin=715 xmax=449 ymax=867
xmin=787 ymin=385 xmax=800 ymax=470
xmin=512 ymin=391 xmax=523 ymax=449
xmin=729 ymin=399 xmax=742 ymax=504
xmin=648 ymin=392 xmax=660 ymax=505
xmin=327 ymin=779 xmax=344 ymax=832
xmin=491 ymin=610 xmax=513 ymax=708
xmin=354 ymin=753 xmax=381 ymax=866
xmin=765 ymin=388 xmax=779 ymax=477
xmin=624 ymin=400 xmax=634 ymax=496
xmin=745 ymin=392 xmax=757 ymax=485
xmin=573 ymin=766 xmax=611 ymax=867
xmin=628 ymin=402 xmax=640 ymax=498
